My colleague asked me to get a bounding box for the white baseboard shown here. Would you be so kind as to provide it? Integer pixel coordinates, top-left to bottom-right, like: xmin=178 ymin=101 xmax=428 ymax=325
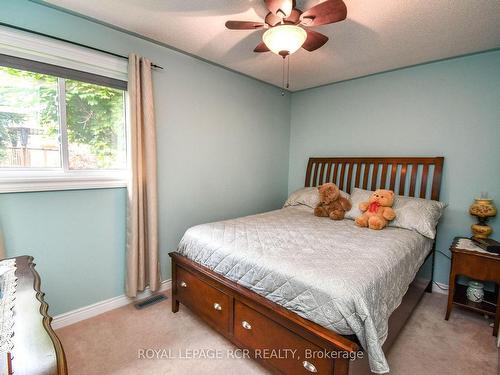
xmin=432 ymin=281 xmax=449 ymax=295
xmin=52 ymin=279 xmax=171 ymax=330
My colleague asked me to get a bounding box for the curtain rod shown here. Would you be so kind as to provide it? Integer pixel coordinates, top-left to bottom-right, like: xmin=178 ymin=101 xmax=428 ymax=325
xmin=0 ymin=22 xmax=164 ymax=70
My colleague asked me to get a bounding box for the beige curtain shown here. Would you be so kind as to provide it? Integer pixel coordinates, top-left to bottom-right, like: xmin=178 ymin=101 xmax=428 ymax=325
xmin=126 ymin=54 xmax=160 ymax=297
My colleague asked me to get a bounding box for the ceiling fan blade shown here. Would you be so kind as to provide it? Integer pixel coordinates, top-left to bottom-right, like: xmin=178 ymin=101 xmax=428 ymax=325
xmin=300 ymin=0 xmax=347 ymax=27
xmin=302 ymin=30 xmax=329 ymax=52
xmin=265 ymin=0 xmax=294 ymax=17
xmin=254 ymin=42 xmax=270 ymax=53
xmin=225 ymin=20 xmax=265 ymax=30
xmin=265 ymin=12 xmax=282 ymax=27
xmin=284 ymin=8 xmax=302 ymax=24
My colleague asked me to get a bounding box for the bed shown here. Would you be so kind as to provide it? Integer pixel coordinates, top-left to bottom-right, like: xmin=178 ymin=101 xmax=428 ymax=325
xmin=170 ymin=156 xmax=444 ymax=374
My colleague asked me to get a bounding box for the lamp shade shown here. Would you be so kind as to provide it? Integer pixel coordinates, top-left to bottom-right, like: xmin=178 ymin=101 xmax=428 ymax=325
xmin=470 ymin=198 xmax=497 ymax=218
xmin=262 ymin=25 xmax=307 ymax=56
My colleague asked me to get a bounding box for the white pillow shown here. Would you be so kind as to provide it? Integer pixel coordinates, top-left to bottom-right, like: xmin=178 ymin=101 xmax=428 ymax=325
xmin=345 ymin=188 xmax=371 ymax=220
xmin=284 ymin=187 xmax=350 ymax=209
xmin=284 ymin=187 xmax=320 ymax=209
xmin=346 ymin=188 xmax=446 ymax=239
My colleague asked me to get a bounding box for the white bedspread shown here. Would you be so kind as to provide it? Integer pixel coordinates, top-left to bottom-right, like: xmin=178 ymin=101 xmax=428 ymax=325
xmin=177 ymin=206 xmax=433 ymax=373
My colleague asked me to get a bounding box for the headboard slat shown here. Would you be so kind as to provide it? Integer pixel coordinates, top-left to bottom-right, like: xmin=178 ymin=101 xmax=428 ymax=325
xmin=431 ymin=164 xmax=443 ymax=200
xmin=305 ymin=157 xmax=444 ymax=200
xmin=362 ymin=164 xmax=370 ymax=190
xmin=346 ymin=163 xmax=354 ymax=194
xmin=420 ymin=164 xmax=429 ymax=199
xmin=354 ymin=163 xmax=361 ymax=190
xmin=312 ymin=163 xmax=320 ymax=187
xmin=318 ymin=163 xmax=325 ymax=185
xmin=399 ymin=164 xmax=408 ymax=195
xmin=389 ymin=162 xmax=397 ymax=192
xmin=371 ymin=163 xmax=379 ymax=191
xmin=333 ymin=163 xmax=339 ymax=186
xmin=380 ymin=164 xmax=388 ymax=190
xmin=326 ymin=163 xmax=333 ymax=185
xmin=409 ymin=164 xmax=418 ymax=196
xmin=339 ymin=163 xmax=346 ymax=191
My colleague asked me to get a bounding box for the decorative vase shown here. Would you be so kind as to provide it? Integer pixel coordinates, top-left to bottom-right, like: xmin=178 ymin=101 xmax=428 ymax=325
xmin=466 ymin=280 xmax=484 ymax=303
xmin=469 ymin=198 xmax=497 ymax=239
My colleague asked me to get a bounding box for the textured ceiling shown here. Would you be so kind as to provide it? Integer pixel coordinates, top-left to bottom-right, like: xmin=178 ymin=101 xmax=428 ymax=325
xmin=43 ymin=0 xmax=500 ymax=91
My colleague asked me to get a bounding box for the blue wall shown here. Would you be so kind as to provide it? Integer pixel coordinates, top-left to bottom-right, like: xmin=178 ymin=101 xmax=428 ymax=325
xmin=0 ymin=189 xmax=126 ymax=314
xmin=2 ymin=0 xmax=499 ymax=316
xmin=289 ymin=50 xmax=500 ymax=284
xmin=0 ymin=0 xmax=291 ymax=315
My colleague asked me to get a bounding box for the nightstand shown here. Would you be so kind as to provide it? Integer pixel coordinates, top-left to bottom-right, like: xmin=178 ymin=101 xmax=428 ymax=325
xmin=445 ymin=237 xmax=500 ymax=336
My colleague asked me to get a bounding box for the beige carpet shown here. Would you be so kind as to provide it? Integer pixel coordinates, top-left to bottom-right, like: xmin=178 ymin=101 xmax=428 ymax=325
xmin=56 ymin=292 xmax=498 ymax=374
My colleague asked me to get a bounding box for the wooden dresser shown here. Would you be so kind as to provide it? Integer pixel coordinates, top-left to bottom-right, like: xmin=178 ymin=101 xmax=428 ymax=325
xmin=1 ymin=256 xmax=67 ymax=375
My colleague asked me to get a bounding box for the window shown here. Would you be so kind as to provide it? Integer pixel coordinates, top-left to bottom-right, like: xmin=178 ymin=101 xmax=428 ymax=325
xmin=0 ymin=26 xmax=129 ymax=192
xmin=64 ymin=79 xmax=126 ymax=170
xmin=0 ymin=67 xmax=61 ymax=169
xmin=0 ymin=56 xmax=128 ymax=192
xmin=0 ymin=65 xmax=126 ymax=170
xmin=0 ymin=25 xmax=128 ymax=193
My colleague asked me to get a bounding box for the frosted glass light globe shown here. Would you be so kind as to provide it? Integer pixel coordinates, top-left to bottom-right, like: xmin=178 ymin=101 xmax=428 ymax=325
xmin=262 ymin=25 xmax=307 ymax=56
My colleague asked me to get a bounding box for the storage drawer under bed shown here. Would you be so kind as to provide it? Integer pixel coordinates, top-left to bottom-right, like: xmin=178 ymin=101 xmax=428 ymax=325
xmin=175 ymin=266 xmax=231 ymax=335
xmin=233 ymin=300 xmax=334 ymax=374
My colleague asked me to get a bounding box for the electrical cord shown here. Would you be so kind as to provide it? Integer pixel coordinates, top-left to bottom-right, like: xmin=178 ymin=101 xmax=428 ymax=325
xmin=433 ymin=281 xmax=449 ymax=291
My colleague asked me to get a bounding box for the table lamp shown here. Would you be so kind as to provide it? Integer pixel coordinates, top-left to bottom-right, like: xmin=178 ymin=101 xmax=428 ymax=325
xmin=469 ymin=192 xmax=497 ymax=238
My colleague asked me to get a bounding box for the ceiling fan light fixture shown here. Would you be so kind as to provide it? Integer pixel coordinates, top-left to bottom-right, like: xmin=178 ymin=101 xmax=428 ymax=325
xmin=262 ymin=25 xmax=307 ymax=56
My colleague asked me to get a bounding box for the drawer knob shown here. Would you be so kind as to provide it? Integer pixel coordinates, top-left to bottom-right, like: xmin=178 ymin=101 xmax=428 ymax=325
xmin=213 ymin=303 xmax=222 ymax=311
xmin=180 ymin=281 xmax=187 ymax=288
xmin=241 ymin=321 xmax=252 ymax=330
xmin=303 ymin=361 xmax=317 ymax=373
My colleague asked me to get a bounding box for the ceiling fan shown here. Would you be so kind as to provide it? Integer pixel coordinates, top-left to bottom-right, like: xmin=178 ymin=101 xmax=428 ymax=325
xmin=225 ymin=0 xmax=347 ymax=58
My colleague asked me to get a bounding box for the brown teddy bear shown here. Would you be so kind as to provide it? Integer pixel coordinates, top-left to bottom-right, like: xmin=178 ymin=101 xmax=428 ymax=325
xmin=314 ymin=183 xmax=352 ymax=220
xmin=355 ymin=189 xmax=396 ymax=230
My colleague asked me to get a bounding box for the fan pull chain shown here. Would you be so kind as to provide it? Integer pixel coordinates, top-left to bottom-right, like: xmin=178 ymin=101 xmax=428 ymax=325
xmin=281 ymin=55 xmax=291 ymax=96
xmin=286 ymin=55 xmax=290 ymax=89
xmin=282 ymin=57 xmax=285 ymax=95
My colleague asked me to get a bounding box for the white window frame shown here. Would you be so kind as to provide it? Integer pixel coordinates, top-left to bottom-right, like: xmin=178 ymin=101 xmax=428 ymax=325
xmin=0 ymin=26 xmax=129 ymax=193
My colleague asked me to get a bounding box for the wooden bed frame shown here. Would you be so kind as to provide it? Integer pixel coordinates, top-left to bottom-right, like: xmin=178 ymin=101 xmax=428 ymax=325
xmin=170 ymin=156 xmax=444 ymax=374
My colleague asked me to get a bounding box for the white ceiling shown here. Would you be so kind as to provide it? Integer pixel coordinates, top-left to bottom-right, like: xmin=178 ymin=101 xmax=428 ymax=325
xmin=43 ymin=0 xmax=500 ymax=91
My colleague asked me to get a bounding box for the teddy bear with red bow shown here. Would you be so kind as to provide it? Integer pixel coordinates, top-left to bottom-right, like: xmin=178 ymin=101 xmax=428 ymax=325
xmin=355 ymin=189 xmax=396 ymax=230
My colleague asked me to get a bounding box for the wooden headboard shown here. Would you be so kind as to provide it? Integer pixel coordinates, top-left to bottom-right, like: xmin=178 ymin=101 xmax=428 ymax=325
xmin=305 ymin=157 xmax=444 ymax=201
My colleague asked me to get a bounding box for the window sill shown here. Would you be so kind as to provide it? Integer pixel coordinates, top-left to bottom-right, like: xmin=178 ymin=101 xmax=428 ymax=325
xmin=0 ymin=174 xmax=127 ymax=193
